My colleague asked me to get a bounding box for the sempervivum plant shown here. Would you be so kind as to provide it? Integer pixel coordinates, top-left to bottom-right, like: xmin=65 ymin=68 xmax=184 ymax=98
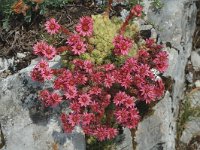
xmin=31 ymin=3 xmax=168 ymax=143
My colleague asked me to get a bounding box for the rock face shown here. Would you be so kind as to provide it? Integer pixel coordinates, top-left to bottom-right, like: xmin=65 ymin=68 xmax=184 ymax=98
xmin=191 ymin=50 xmax=200 ymax=70
xmin=180 ymin=89 xmax=200 ymax=148
xmin=135 ymin=0 xmax=197 ymax=150
xmin=0 ymin=57 xmax=85 ymax=150
xmin=0 ymin=57 xmax=14 ymax=73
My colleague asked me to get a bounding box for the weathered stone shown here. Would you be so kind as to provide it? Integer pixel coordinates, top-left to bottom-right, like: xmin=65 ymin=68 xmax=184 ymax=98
xmin=195 ymin=80 xmax=200 ymax=88
xmin=0 ymin=57 xmax=85 ymax=150
xmin=179 ymin=89 xmax=200 ymax=145
xmin=189 ymin=90 xmax=200 ymax=108
xmin=135 ymin=0 xmax=197 ymax=150
xmin=116 ymin=128 xmax=133 ymax=150
xmin=136 ymin=92 xmax=174 ymax=150
xmin=191 ymin=51 xmax=200 ymax=70
xmin=16 ymin=53 xmax=26 ymax=59
xmin=186 ymin=72 xmax=194 ymax=84
xmin=180 ymin=119 xmax=200 ymax=144
xmin=0 ymin=125 xmax=5 ymax=149
xmin=0 ymin=57 xmax=14 ymax=73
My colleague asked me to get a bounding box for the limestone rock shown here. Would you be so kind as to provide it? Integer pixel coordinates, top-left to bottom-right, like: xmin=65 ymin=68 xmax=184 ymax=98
xmin=0 ymin=57 xmax=14 ymax=73
xmin=116 ymin=128 xmax=133 ymax=150
xmin=135 ymin=0 xmax=197 ymax=150
xmin=0 ymin=57 xmax=85 ymax=150
xmin=191 ymin=51 xmax=200 ymax=70
xmin=180 ymin=119 xmax=200 ymax=144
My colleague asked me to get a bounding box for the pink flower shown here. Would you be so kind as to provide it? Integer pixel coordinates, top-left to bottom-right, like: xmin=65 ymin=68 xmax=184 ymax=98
xmin=39 ymin=90 xmax=51 ymax=106
xmin=106 ymin=128 xmax=118 ymax=140
xmin=31 ymin=67 xmax=44 ymax=82
xmin=82 ymin=113 xmax=94 ymax=125
xmin=113 ymin=35 xmax=133 ymax=55
xmin=67 ymin=34 xmax=81 ymax=46
xmin=68 ymin=114 xmax=80 ymax=126
xmin=154 ymin=79 xmax=165 ymax=98
xmin=101 ymin=94 xmax=111 ymax=108
xmin=42 ymin=67 xmax=53 ymax=80
xmin=153 ymin=51 xmax=169 ymax=73
xmin=51 ymin=92 xmax=62 ymax=107
xmin=136 ymin=64 xmax=152 ymax=77
xmin=139 ymin=84 xmax=156 ymax=103
xmin=114 ymin=109 xmax=129 ymax=123
xmin=125 ymin=108 xmax=140 ymax=129
xmin=124 ymin=96 xmax=135 ymax=108
xmin=83 ymin=60 xmax=93 ymax=73
xmin=155 ymin=62 xmax=169 ymax=73
xmin=33 ymin=41 xmax=48 ymax=56
xmin=74 ymin=73 xmax=88 ymax=85
xmin=89 ymin=87 xmax=102 ymax=95
xmin=131 ymin=4 xmax=143 ymax=17
xmin=102 ymin=63 xmax=115 ymax=71
xmin=36 ymin=59 xmax=49 ymax=68
xmin=31 ymin=60 xmax=52 ymax=82
xmin=64 ymin=86 xmax=77 ymax=100
xmin=133 ymin=74 xmax=145 ymax=87
xmin=60 ymin=113 xmax=74 ymax=133
xmin=93 ymin=126 xmax=118 ymax=141
xmin=78 ymin=94 xmax=91 ymax=107
xmin=104 ymin=73 xmax=115 ymax=88
xmin=91 ymin=72 xmax=104 ymax=84
xmin=43 ymin=45 xmax=56 ymax=60
xmin=123 ymin=57 xmax=138 ymax=72
xmin=45 ymin=18 xmax=60 ymax=34
xmin=119 ymin=73 xmax=132 ymax=89
xmin=90 ymin=101 xmax=101 ymax=112
xmin=146 ymin=38 xmax=155 ymax=47
xmin=70 ymin=102 xmax=81 ymax=113
xmin=39 ymin=90 xmax=62 ymax=107
xmin=113 ymin=91 xmax=128 ymax=106
xmin=76 ymin=16 xmax=93 ymax=37
xmin=71 ymin=41 xmax=86 ymax=55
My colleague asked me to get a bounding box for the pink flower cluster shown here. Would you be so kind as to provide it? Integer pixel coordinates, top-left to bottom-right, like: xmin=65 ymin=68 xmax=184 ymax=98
xmin=64 ymin=16 xmax=93 ymax=55
xmin=31 ymin=59 xmax=52 ymax=82
xmin=39 ymin=90 xmax=62 ymax=107
xmin=31 ymin=5 xmax=169 ymax=142
xmin=113 ymin=35 xmax=133 ymax=55
xmin=33 ymin=41 xmax=56 ymax=60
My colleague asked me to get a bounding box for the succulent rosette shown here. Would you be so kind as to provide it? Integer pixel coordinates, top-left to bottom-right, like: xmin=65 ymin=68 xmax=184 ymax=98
xmin=31 ymin=4 xmax=169 ymax=142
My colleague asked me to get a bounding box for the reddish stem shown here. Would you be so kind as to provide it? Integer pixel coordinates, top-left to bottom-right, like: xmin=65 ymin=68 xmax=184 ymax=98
xmin=105 ymin=0 xmax=113 ymax=16
xmin=56 ymin=46 xmax=70 ymax=54
xmin=120 ymin=12 xmax=134 ymax=34
xmin=60 ymin=25 xmax=72 ymax=35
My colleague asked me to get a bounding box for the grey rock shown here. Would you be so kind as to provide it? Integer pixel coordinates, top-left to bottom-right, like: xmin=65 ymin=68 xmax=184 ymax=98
xmin=186 ymin=72 xmax=193 ymax=84
xmin=180 ymin=90 xmax=200 ymax=145
xmin=136 ymin=92 xmax=175 ymax=150
xmin=135 ymin=0 xmax=197 ymax=150
xmin=0 ymin=57 xmax=85 ymax=150
xmin=180 ymin=119 xmax=200 ymax=144
xmin=189 ymin=90 xmax=200 ymax=108
xmin=0 ymin=125 xmax=5 ymax=149
xmin=16 ymin=53 xmax=26 ymax=59
xmin=191 ymin=51 xmax=200 ymax=70
xmin=0 ymin=57 xmax=14 ymax=73
xmin=195 ymin=80 xmax=200 ymax=88
xmin=116 ymin=128 xmax=133 ymax=150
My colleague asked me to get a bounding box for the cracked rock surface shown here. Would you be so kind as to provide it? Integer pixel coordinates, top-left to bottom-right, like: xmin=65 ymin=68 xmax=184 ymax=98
xmin=0 ymin=57 xmax=85 ymax=150
xmin=135 ymin=0 xmax=197 ymax=150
